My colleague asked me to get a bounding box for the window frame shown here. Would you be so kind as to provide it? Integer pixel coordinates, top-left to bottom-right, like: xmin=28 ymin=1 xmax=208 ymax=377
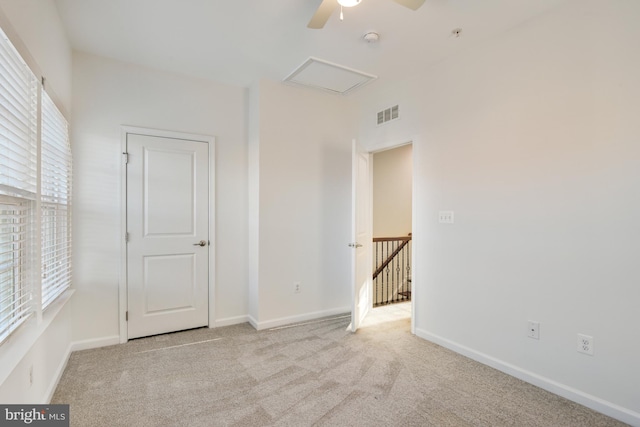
xmin=0 ymin=24 xmax=72 ymax=345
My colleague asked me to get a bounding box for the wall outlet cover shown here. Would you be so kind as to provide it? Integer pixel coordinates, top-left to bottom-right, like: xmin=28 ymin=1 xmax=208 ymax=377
xmin=577 ymin=334 xmax=594 ymax=355
xmin=528 ymin=321 xmax=540 ymax=340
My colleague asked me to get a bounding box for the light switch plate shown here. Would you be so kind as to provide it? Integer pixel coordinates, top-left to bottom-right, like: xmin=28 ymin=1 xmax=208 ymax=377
xmin=439 ymin=211 xmax=454 ymax=224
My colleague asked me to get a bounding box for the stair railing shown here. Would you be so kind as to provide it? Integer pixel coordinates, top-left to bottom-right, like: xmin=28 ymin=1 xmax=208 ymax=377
xmin=372 ymin=234 xmax=411 ymax=306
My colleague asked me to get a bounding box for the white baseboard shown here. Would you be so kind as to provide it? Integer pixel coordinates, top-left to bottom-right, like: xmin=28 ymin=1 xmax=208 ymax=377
xmin=212 ymin=315 xmax=250 ymax=328
xmin=251 ymin=307 xmax=350 ymax=331
xmin=45 ymin=343 xmax=72 ymax=403
xmin=248 ymin=315 xmax=258 ymax=330
xmin=415 ymin=328 xmax=640 ymax=427
xmin=70 ymin=335 xmax=120 ymax=352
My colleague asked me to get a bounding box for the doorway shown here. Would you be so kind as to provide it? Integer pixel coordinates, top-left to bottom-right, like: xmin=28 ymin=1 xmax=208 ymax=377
xmin=371 ymin=143 xmax=413 ymax=322
xmin=120 ymin=127 xmax=215 ymax=342
xmin=351 ymin=141 xmax=414 ymax=333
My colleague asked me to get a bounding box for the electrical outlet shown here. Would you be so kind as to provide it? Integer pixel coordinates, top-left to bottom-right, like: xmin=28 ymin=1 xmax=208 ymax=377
xmin=577 ymin=334 xmax=594 ymax=355
xmin=438 ymin=211 xmax=454 ymax=224
xmin=29 ymin=365 xmax=33 ymax=387
xmin=527 ymin=321 xmax=540 ymax=340
xmin=293 ymin=282 xmax=301 ymax=294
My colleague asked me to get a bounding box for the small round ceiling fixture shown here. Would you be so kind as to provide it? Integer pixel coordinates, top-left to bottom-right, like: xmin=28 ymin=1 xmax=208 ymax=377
xmin=363 ymin=32 xmax=380 ymax=43
xmin=338 ymin=0 xmax=362 ymax=7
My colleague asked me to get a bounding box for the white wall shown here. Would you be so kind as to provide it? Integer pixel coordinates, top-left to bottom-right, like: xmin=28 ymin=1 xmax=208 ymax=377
xmin=372 ymin=144 xmax=412 ymax=237
xmin=0 ymin=0 xmax=73 ymax=403
xmin=0 ymin=297 xmax=72 ymax=404
xmin=248 ymin=80 xmax=355 ymax=328
xmin=356 ymin=0 xmax=640 ymax=423
xmin=71 ymin=52 xmax=249 ymax=344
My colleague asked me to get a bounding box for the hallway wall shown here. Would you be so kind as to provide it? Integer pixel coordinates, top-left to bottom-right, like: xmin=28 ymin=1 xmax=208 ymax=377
xmin=355 ymin=0 xmax=640 ymax=423
xmin=372 ymin=144 xmax=412 ymax=238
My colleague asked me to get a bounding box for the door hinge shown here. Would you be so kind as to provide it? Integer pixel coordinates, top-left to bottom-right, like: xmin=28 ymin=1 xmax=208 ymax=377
xmin=122 ymin=152 xmax=129 ymax=164
xmin=125 ymin=311 xmax=128 ymax=321
xmin=125 ymin=232 xmax=129 ymax=242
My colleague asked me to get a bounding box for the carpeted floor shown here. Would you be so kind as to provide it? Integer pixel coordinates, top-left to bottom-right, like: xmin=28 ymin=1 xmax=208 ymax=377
xmin=52 ymin=305 xmax=627 ymax=426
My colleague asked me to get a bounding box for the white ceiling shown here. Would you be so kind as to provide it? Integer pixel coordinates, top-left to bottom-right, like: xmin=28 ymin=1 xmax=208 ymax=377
xmin=54 ymin=0 xmax=569 ymax=91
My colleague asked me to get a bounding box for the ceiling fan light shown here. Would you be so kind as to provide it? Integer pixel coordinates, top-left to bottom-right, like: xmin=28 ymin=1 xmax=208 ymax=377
xmin=337 ymin=0 xmax=361 ymax=7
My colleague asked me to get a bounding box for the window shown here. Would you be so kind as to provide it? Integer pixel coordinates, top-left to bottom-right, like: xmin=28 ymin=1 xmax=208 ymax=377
xmin=0 ymin=25 xmax=71 ymax=343
xmin=41 ymin=92 xmax=72 ymax=308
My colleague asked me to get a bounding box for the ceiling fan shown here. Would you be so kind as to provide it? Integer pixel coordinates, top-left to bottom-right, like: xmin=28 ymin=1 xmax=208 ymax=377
xmin=308 ymin=0 xmax=426 ymax=29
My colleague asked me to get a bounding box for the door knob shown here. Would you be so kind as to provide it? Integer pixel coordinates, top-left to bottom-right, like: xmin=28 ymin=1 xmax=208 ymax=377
xmin=193 ymin=240 xmax=207 ymax=247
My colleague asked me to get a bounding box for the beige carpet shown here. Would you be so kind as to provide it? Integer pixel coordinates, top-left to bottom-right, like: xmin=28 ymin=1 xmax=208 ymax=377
xmin=52 ymin=305 xmax=626 ymax=426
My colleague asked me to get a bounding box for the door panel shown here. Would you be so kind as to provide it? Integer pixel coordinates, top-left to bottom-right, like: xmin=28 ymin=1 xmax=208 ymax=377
xmin=143 ymin=254 xmax=195 ymax=313
xmin=351 ymin=140 xmax=372 ymax=332
xmin=127 ymin=133 xmax=209 ymax=339
xmin=144 ymin=148 xmax=196 ymax=236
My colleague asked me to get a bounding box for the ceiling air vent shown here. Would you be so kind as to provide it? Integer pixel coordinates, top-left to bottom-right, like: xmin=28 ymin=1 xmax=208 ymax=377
xmin=377 ymin=105 xmax=399 ymax=125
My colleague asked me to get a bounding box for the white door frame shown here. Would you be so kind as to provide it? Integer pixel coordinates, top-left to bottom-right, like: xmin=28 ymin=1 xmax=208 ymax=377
xmin=119 ymin=126 xmax=216 ymax=344
xmin=362 ymin=137 xmax=417 ymax=335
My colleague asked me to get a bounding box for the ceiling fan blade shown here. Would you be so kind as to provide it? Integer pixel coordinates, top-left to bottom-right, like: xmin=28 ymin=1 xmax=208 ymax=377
xmin=392 ymin=0 xmax=426 ymax=11
xmin=308 ymin=0 xmax=337 ymax=29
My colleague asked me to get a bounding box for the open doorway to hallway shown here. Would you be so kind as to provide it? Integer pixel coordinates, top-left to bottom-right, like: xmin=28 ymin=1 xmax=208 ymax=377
xmin=370 ymin=143 xmax=413 ymax=323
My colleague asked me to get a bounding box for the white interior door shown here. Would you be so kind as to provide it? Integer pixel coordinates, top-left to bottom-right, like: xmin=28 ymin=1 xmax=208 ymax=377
xmin=126 ymin=133 xmax=209 ymax=339
xmin=350 ymin=139 xmax=372 ymax=332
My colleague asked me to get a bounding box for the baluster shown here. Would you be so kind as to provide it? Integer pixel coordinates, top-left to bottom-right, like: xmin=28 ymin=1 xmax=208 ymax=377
xmin=384 ymin=241 xmax=388 ymax=305
xmin=398 ymin=246 xmax=407 ymax=300
xmin=407 ymin=240 xmax=411 ymax=300
xmin=394 ymin=243 xmax=398 ymax=302
xmin=374 ymin=241 xmax=378 ymax=306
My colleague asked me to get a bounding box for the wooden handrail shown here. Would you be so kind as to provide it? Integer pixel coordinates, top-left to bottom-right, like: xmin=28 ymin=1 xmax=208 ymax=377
xmin=372 ymin=236 xmax=412 ymax=280
xmin=373 ymin=236 xmax=411 ymax=242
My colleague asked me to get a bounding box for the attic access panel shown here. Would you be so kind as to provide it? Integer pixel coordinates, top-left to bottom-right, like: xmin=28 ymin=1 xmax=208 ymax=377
xmin=283 ymin=57 xmax=377 ymax=95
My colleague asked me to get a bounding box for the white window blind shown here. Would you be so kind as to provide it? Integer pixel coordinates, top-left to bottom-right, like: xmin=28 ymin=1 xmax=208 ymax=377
xmin=41 ymin=91 xmax=72 ymax=309
xmin=0 ymin=28 xmax=38 ymax=199
xmin=0 ymin=198 xmax=32 ymax=341
xmin=0 ymin=26 xmax=38 ymax=342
